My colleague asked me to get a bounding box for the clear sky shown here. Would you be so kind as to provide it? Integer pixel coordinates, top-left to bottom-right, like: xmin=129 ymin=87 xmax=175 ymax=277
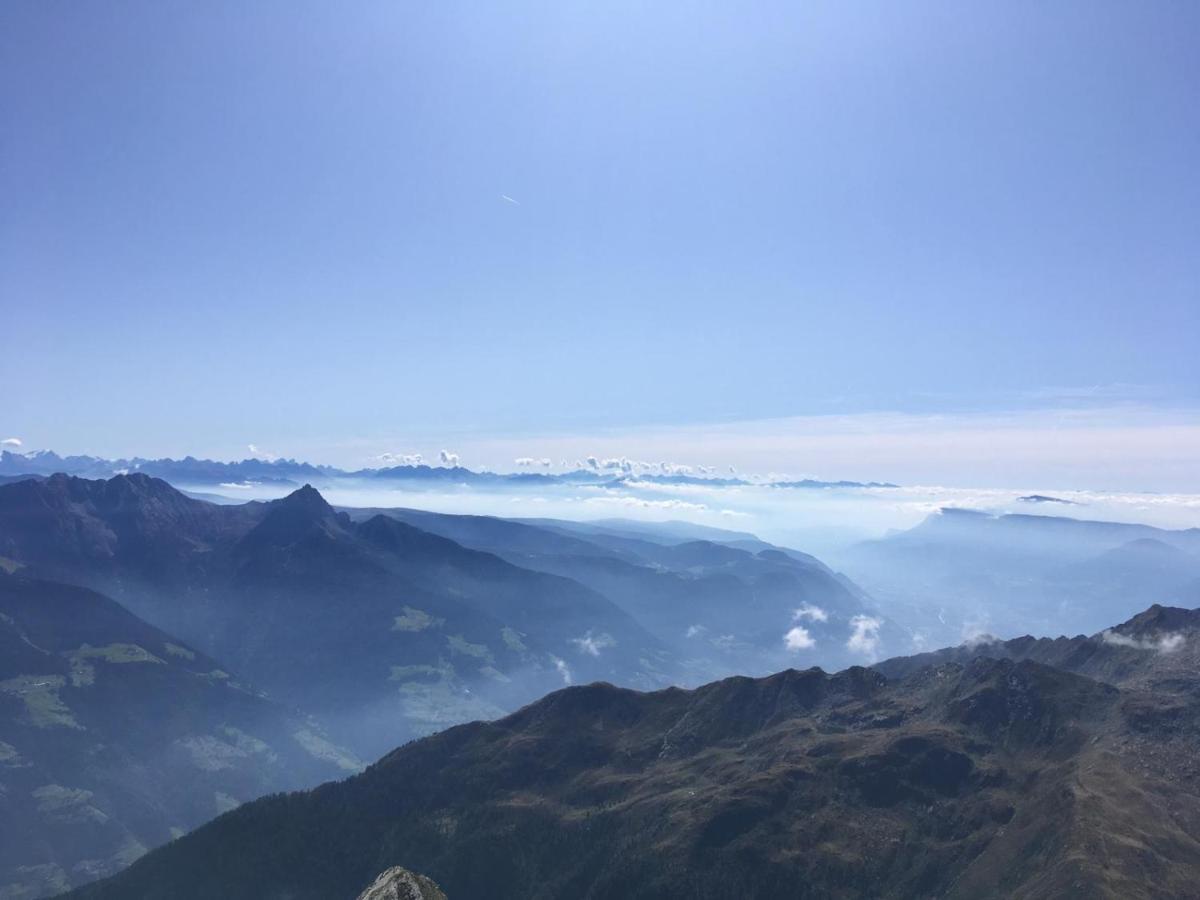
xmin=2 ymin=1 xmax=1197 ymax=485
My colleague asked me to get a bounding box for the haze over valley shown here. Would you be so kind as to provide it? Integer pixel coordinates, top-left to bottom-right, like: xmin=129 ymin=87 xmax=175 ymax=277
xmin=3 ymin=0 xmax=1198 ymax=896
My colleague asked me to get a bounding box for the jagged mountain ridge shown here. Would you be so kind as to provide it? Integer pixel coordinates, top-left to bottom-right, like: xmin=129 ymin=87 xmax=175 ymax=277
xmin=0 ymin=475 xmax=677 ymax=759
xmin=0 ymin=448 xmax=895 ymax=491
xmin=59 ymin=605 xmax=1200 ymax=900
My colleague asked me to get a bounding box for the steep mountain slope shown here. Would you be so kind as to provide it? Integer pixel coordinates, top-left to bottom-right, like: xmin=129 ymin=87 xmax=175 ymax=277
xmin=347 ymin=506 xmax=896 ymax=679
xmin=876 ymin=603 xmax=1200 ymax=689
xmin=0 ymin=574 xmax=357 ymax=900
xmin=0 ymin=476 xmax=673 ymax=758
xmin=60 ymin=606 xmax=1200 ymax=900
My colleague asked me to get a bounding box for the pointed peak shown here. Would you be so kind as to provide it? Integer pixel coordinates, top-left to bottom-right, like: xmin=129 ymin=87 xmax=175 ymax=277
xmin=1111 ymin=604 xmax=1200 ymax=636
xmin=356 ymin=867 xmax=447 ymax=900
xmin=276 ymin=483 xmax=334 ymax=516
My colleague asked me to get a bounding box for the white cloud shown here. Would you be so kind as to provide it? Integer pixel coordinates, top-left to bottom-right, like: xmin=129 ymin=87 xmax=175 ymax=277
xmin=515 ymin=457 xmax=553 ymax=468
xmin=551 ymin=655 xmax=572 ymax=685
xmin=660 ymin=462 xmax=694 ymax=476
xmin=582 ymin=496 xmax=708 ymax=513
xmin=1099 ymin=629 xmax=1185 ymax=653
xmin=248 ymin=444 xmax=279 ymax=462
xmin=501 ymin=194 xmax=520 ymax=205
xmin=570 ymin=631 xmax=615 ymax=657
xmin=0 ymin=437 xmax=21 ymax=449
xmin=439 ymin=450 xmax=460 ymax=467
xmin=685 ymin=624 xmax=706 ymax=639
xmin=846 ymin=615 xmax=883 ymax=656
xmin=585 ymin=456 xmax=599 ymax=470
xmin=377 ymin=452 xmax=422 ymax=466
xmin=793 ymin=603 xmax=828 ymax=623
xmin=784 ymin=626 xmax=815 ymax=651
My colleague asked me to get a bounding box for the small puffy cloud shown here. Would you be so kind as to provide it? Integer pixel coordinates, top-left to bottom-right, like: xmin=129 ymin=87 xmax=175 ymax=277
xmin=846 ymin=615 xmax=883 ymax=656
xmin=711 ymin=634 xmax=737 ymax=650
xmin=1100 ymin=629 xmax=1185 ymax=653
xmin=793 ymin=603 xmax=828 ymax=623
xmin=1 ymin=437 xmax=22 ymax=448
xmin=378 ymin=452 xmax=422 ymax=466
xmin=570 ymin=631 xmax=615 ymax=657
xmin=515 ymin=457 xmax=553 ymax=468
xmin=784 ymin=625 xmax=815 ymax=651
xmin=659 ymin=462 xmax=694 ymax=476
xmin=551 ymin=655 xmax=572 ymax=685
xmin=439 ymin=450 xmax=460 ymax=467
xmin=248 ymin=444 xmax=278 ymax=462
xmin=585 ymin=456 xmax=599 ymax=470
xmin=685 ymin=624 xmax=707 ymax=639
xmin=960 ymin=620 xmax=998 ymax=647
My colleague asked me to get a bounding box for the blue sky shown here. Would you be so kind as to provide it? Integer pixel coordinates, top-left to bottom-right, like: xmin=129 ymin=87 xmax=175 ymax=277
xmin=2 ymin=1 xmax=1197 ymax=485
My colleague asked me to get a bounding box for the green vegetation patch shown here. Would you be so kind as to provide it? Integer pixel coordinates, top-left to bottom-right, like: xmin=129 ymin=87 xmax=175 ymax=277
xmin=501 ymin=626 xmax=528 ymax=653
xmin=292 ymin=729 xmax=363 ymax=773
xmin=0 ymin=862 xmax=69 ymax=900
xmin=163 ymin=642 xmax=196 ymax=660
xmin=388 ymin=663 xmax=450 ymax=682
xmin=0 ymin=676 xmax=81 ymax=730
xmin=392 ymin=607 xmax=445 ymax=632
xmin=0 ymin=741 xmax=25 ymax=768
xmin=33 ymin=784 xmax=108 ymax=825
xmin=446 ymin=634 xmax=493 ymax=661
xmin=73 ymin=643 xmax=166 ymax=665
xmin=175 ymin=735 xmax=253 ymax=773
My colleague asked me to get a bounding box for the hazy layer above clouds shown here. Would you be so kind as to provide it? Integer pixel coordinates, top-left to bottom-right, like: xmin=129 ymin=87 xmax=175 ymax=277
xmin=191 ymin=476 xmax=1200 ymax=560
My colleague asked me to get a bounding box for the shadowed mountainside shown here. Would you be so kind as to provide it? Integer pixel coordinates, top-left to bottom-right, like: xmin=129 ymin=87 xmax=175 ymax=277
xmin=60 ymin=605 xmax=1200 ymax=900
xmin=0 ymin=475 xmax=676 ymax=758
xmin=0 ymin=574 xmax=357 ymax=900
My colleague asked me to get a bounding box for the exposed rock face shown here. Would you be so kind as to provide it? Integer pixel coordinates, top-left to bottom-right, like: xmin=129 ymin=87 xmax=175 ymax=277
xmin=356 ymin=867 xmax=447 ymax=900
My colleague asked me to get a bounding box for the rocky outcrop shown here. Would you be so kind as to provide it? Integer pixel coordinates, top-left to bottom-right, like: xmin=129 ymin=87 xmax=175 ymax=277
xmin=356 ymin=867 xmax=447 ymax=900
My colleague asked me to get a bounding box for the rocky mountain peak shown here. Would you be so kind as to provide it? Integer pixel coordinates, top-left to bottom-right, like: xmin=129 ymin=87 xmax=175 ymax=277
xmin=356 ymin=866 xmax=447 ymax=900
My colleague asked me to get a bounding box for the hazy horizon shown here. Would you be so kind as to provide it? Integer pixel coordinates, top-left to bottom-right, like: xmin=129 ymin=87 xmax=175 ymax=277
xmin=3 ymin=1 xmax=1197 ymax=497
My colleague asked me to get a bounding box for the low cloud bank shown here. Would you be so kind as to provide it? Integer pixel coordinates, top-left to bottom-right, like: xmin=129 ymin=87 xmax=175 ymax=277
xmin=1100 ymin=629 xmax=1185 ymax=653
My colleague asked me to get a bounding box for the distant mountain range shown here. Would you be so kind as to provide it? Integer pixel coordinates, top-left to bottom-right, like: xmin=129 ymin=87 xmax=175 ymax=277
xmin=6 ymin=470 xmax=1199 ymax=898
xmin=0 ymin=473 xmax=898 ymax=898
xmin=0 ymin=449 xmax=898 ymax=491
xmin=0 ymin=474 xmax=895 ymax=754
xmin=836 ymin=506 xmax=1200 ymax=645
xmin=60 ymin=604 xmax=1200 ymax=900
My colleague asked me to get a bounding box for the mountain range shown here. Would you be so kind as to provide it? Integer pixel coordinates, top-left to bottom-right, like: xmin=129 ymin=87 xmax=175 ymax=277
xmin=837 ymin=507 xmax=1200 ymax=646
xmin=0 ymin=474 xmax=897 ymax=757
xmin=0 ymin=449 xmax=896 ymax=492
xmin=59 ymin=603 xmax=1200 ymax=899
xmin=3 ymin=470 xmax=1198 ymax=897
